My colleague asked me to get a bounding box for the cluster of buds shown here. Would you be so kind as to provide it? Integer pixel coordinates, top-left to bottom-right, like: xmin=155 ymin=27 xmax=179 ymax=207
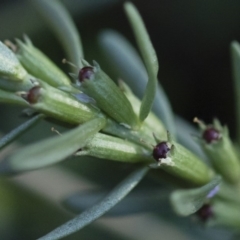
xmin=0 ymin=2 xmax=240 ymax=235
xmin=0 ymin=37 xmax=239 ymax=221
xmin=0 ymin=38 xmax=162 ymax=168
xmin=188 ymin=118 xmax=240 ymax=226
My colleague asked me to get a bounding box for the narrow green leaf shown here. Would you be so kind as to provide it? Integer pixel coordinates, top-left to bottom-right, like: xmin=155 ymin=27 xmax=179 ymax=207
xmin=0 ymin=88 xmax=27 ymax=105
xmin=124 ymin=2 xmax=158 ymax=122
xmin=1 ymin=117 xmax=106 ymax=172
xmin=119 ymin=80 xmax=166 ymax=139
xmin=63 ymin=189 xmax=169 ymax=217
xmin=31 ymin=0 xmax=83 ymax=70
xmin=38 ymin=166 xmax=149 ymax=240
xmin=16 ymin=37 xmax=71 ymax=87
xmin=0 ymin=114 xmax=44 ymax=151
xmin=231 ymin=41 xmax=240 ymax=144
xmin=98 ymin=30 xmax=176 ymax=136
xmin=170 ymin=176 xmax=221 ymax=216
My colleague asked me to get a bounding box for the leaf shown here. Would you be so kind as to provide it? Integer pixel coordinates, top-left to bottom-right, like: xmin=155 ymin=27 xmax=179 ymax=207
xmin=63 ymin=188 xmax=169 ymax=217
xmin=37 ymin=166 xmax=149 ymax=240
xmin=124 ymin=2 xmax=158 ymax=122
xmin=31 ymin=0 xmax=83 ymax=70
xmin=0 ymin=88 xmax=27 ymax=105
xmin=170 ymin=175 xmax=221 ymax=216
xmin=231 ymin=41 xmax=240 ymax=144
xmin=98 ymin=30 xmax=176 ymax=136
xmin=0 ymin=117 xmax=106 ymax=172
xmin=16 ymin=37 xmax=71 ymax=87
xmin=0 ymin=114 xmax=44 ymax=151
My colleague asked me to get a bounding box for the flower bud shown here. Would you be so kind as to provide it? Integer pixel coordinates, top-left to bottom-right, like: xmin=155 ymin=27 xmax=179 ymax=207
xmin=16 ymin=37 xmax=71 ymax=87
xmin=196 ymin=204 xmax=213 ymax=222
xmin=195 ymin=118 xmax=240 ymax=184
xmin=78 ymin=67 xmax=95 ymax=82
xmin=25 ymin=86 xmax=41 ymax=104
xmin=152 ymin=142 xmax=170 ymax=160
xmin=0 ymin=41 xmax=37 ymax=92
xmin=77 ymin=61 xmax=139 ymax=129
xmin=76 ymin=132 xmax=152 ymax=163
xmin=151 ymin=134 xmax=214 ymax=186
xmin=202 ymin=127 xmax=221 ymax=143
xmin=19 ymin=82 xmax=102 ymax=125
xmin=0 ymin=41 xmax=27 ymax=81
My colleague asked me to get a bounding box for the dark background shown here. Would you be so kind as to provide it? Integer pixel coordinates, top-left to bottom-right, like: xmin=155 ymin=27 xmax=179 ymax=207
xmin=1 ymin=0 xmax=240 ymax=136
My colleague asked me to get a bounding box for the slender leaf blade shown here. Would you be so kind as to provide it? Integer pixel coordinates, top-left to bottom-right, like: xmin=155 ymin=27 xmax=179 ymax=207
xmin=99 ymin=30 xmax=176 ymax=136
xmin=170 ymin=176 xmax=221 ymax=216
xmin=31 ymin=0 xmax=83 ymax=70
xmin=124 ymin=2 xmax=158 ymax=122
xmin=0 ymin=117 xmax=106 ymax=172
xmin=38 ymin=166 xmax=149 ymax=240
xmin=0 ymin=114 xmax=44 ymax=151
xmin=63 ymin=189 xmax=169 ymax=217
xmin=0 ymin=88 xmax=27 ymax=105
xmin=231 ymin=41 xmax=240 ymax=144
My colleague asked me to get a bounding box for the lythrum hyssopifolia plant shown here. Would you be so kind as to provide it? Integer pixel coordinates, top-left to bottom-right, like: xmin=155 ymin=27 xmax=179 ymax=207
xmin=1 ymin=0 xmax=240 ymax=239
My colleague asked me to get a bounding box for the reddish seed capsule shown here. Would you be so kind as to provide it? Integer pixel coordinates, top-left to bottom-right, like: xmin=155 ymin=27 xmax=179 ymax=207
xmin=78 ymin=67 xmax=94 ymax=83
xmin=202 ymin=127 xmax=220 ymax=143
xmin=152 ymin=141 xmax=170 ymax=161
xmin=27 ymin=86 xmax=41 ymax=104
xmin=196 ymin=203 xmax=213 ymax=222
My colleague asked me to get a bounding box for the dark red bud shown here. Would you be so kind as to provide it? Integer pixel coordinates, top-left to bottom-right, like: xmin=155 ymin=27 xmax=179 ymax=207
xmin=202 ymin=127 xmax=220 ymax=143
xmin=27 ymin=86 xmax=41 ymax=104
xmin=152 ymin=141 xmax=170 ymax=161
xmin=196 ymin=204 xmax=213 ymax=222
xmin=78 ymin=67 xmax=94 ymax=83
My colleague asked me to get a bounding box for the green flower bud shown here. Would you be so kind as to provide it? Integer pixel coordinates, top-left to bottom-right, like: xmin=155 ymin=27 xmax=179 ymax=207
xmin=195 ymin=118 xmax=240 ymax=184
xmin=0 ymin=41 xmax=38 ymax=92
xmin=16 ymin=37 xmax=71 ymax=87
xmin=76 ymin=132 xmax=152 ymax=163
xmin=19 ymin=81 xmax=102 ymax=125
xmin=151 ymin=133 xmax=214 ymax=186
xmin=0 ymin=41 xmax=27 ymax=81
xmin=77 ymin=61 xmax=139 ymax=129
